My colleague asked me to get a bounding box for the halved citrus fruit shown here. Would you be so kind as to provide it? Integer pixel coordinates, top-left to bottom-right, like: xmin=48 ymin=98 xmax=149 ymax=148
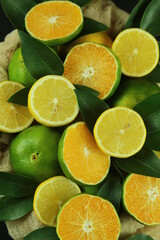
xmin=94 ymin=107 xmax=146 ymax=158
xmin=58 ymin=122 xmax=110 ymax=185
xmin=63 ymin=42 xmax=121 ymax=99
xmin=33 ymin=176 xmax=81 ymax=226
xmin=57 ymin=194 xmax=121 ymax=240
xmin=0 ymin=81 xmax=33 ymax=133
xmin=112 ymin=28 xmax=159 ymax=77
xmin=123 ymin=174 xmax=160 ymax=225
xmin=28 ymin=75 xmax=79 ymax=127
xmin=58 ymin=31 xmax=113 ymax=59
xmin=25 ymin=1 xmax=83 ymax=46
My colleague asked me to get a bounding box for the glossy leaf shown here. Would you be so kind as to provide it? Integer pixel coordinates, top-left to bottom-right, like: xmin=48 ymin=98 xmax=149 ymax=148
xmin=18 ymin=30 xmax=64 ymax=79
xmin=24 ymin=227 xmax=59 ymax=240
xmin=97 ymin=171 xmax=122 ymax=210
xmin=33 ymin=0 xmax=91 ymax=6
xmin=127 ymin=234 xmax=153 ymax=240
xmin=140 ymin=0 xmax=160 ymax=36
xmin=134 ymin=92 xmax=160 ymax=150
xmin=74 ymin=87 xmax=109 ymax=133
xmin=7 ymin=87 xmax=31 ymax=106
xmin=115 ymin=147 xmax=160 ymax=178
xmin=74 ymin=85 xmax=99 ymax=96
xmin=0 ymin=172 xmax=37 ymax=198
xmin=1 ymin=0 xmax=35 ymax=30
xmin=79 ymin=17 xmax=108 ymax=37
xmin=0 ymin=196 xmax=33 ymax=221
xmin=124 ymin=0 xmax=151 ymax=29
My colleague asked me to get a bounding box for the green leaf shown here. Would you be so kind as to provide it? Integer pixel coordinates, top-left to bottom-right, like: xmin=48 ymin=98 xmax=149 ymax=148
xmin=34 ymin=0 xmax=91 ymax=7
xmin=134 ymin=92 xmax=160 ymax=150
xmin=0 ymin=172 xmax=37 ymax=198
xmin=0 ymin=195 xmax=33 ymax=221
xmin=97 ymin=171 xmax=122 ymax=211
xmin=1 ymin=0 xmax=35 ymax=30
xmin=115 ymin=147 xmax=160 ymax=178
xmin=140 ymin=0 xmax=160 ymax=36
xmin=74 ymin=86 xmax=109 ymax=132
xmin=127 ymin=234 xmax=153 ymax=240
xmin=79 ymin=18 xmax=108 ymax=37
xmin=24 ymin=227 xmax=59 ymax=240
xmin=124 ymin=0 xmax=151 ymax=29
xmin=7 ymin=87 xmax=31 ymax=106
xmin=18 ymin=30 xmax=64 ymax=79
xmin=145 ymin=42 xmax=160 ymax=83
xmin=74 ymin=84 xmax=100 ymax=96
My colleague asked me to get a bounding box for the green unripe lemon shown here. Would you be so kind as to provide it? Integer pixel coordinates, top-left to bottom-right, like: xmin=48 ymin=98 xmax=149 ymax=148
xmin=10 ymin=125 xmax=62 ymax=183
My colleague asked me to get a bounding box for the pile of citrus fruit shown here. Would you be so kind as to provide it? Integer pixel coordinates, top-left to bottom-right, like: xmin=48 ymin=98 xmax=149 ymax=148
xmin=1 ymin=0 xmax=160 ymax=239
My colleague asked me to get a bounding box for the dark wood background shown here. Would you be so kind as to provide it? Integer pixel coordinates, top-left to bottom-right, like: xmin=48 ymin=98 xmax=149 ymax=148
xmin=0 ymin=0 xmax=138 ymax=239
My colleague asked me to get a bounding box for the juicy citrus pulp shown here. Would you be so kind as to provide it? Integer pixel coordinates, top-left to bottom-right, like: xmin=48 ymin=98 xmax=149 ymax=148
xmin=33 ymin=176 xmax=81 ymax=226
xmin=8 ymin=47 xmax=36 ymax=87
xmin=94 ymin=107 xmax=146 ymax=158
xmin=25 ymin=1 xmax=83 ymax=46
xmin=57 ymin=194 xmax=121 ymax=240
xmin=58 ymin=31 xmax=113 ymax=59
xmin=10 ymin=125 xmax=62 ymax=183
xmin=28 ymin=75 xmax=79 ymax=127
xmin=108 ymin=77 xmax=160 ymax=109
xmin=63 ymin=42 xmax=121 ymax=99
xmin=112 ymin=28 xmax=159 ymax=77
xmin=58 ymin=122 xmax=110 ymax=185
xmin=0 ymin=81 xmax=33 ymax=133
xmin=123 ymin=174 xmax=160 ymax=225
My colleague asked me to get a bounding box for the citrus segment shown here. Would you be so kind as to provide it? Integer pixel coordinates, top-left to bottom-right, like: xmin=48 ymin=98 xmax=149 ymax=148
xmin=58 ymin=122 xmax=110 ymax=185
xmin=112 ymin=28 xmax=159 ymax=77
xmin=58 ymin=31 xmax=113 ymax=58
xmin=57 ymin=194 xmax=121 ymax=240
xmin=63 ymin=42 xmax=121 ymax=99
xmin=33 ymin=176 xmax=81 ymax=226
xmin=123 ymin=174 xmax=160 ymax=225
xmin=94 ymin=107 xmax=146 ymax=158
xmin=28 ymin=75 xmax=79 ymax=127
xmin=0 ymin=81 xmax=33 ymax=133
xmin=25 ymin=1 xmax=83 ymax=46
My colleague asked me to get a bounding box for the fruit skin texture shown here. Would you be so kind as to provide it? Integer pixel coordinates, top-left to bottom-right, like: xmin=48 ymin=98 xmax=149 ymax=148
xmin=108 ymin=77 xmax=160 ymax=109
xmin=8 ymin=48 xmax=36 ymax=87
xmin=58 ymin=31 xmax=113 ymax=59
xmin=10 ymin=125 xmax=62 ymax=183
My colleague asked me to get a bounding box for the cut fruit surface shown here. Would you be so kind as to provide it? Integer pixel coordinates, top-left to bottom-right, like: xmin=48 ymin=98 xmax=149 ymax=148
xmin=112 ymin=28 xmax=159 ymax=77
xmin=63 ymin=42 xmax=121 ymax=99
xmin=28 ymin=75 xmax=79 ymax=127
xmin=57 ymin=194 xmax=121 ymax=240
xmin=33 ymin=176 xmax=81 ymax=226
xmin=25 ymin=1 xmax=83 ymax=46
xmin=0 ymin=81 xmax=33 ymax=133
xmin=94 ymin=107 xmax=146 ymax=158
xmin=58 ymin=122 xmax=110 ymax=185
xmin=123 ymin=174 xmax=160 ymax=225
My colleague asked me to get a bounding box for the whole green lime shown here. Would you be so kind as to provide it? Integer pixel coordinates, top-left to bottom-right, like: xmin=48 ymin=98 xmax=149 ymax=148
xmin=8 ymin=47 xmax=36 ymax=87
xmin=10 ymin=125 xmax=62 ymax=183
xmin=108 ymin=77 xmax=160 ymax=108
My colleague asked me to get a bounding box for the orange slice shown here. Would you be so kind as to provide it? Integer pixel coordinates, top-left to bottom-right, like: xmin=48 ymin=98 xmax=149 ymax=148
xmin=63 ymin=42 xmax=121 ymax=99
xmin=58 ymin=122 xmax=110 ymax=185
xmin=57 ymin=194 xmax=121 ymax=240
xmin=123 ymin=174 xmax=160 ymax=225
xmin=25 ymin=1 xmax=83 ymax=46
xmin=0 ymin=81 xmax=33 ymax=133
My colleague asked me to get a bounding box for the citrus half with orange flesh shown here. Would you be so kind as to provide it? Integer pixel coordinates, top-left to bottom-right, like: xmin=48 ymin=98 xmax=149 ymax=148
xmin=123 ymin=174 xmax=160 ymax=225
xmin=57 ymin=194 xmax=121 ymax=240
xmin=25 ymin=1 xmax=83 ymax=46
xmin=63 ymin=42 xmax=121 ymax=99
xmin=58 ymin=122 xmax=110 ymax=186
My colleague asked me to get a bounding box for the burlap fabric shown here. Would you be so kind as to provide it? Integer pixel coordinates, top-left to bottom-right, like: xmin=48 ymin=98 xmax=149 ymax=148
xmin=0 ymin=1 xmax=160 ymax=239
